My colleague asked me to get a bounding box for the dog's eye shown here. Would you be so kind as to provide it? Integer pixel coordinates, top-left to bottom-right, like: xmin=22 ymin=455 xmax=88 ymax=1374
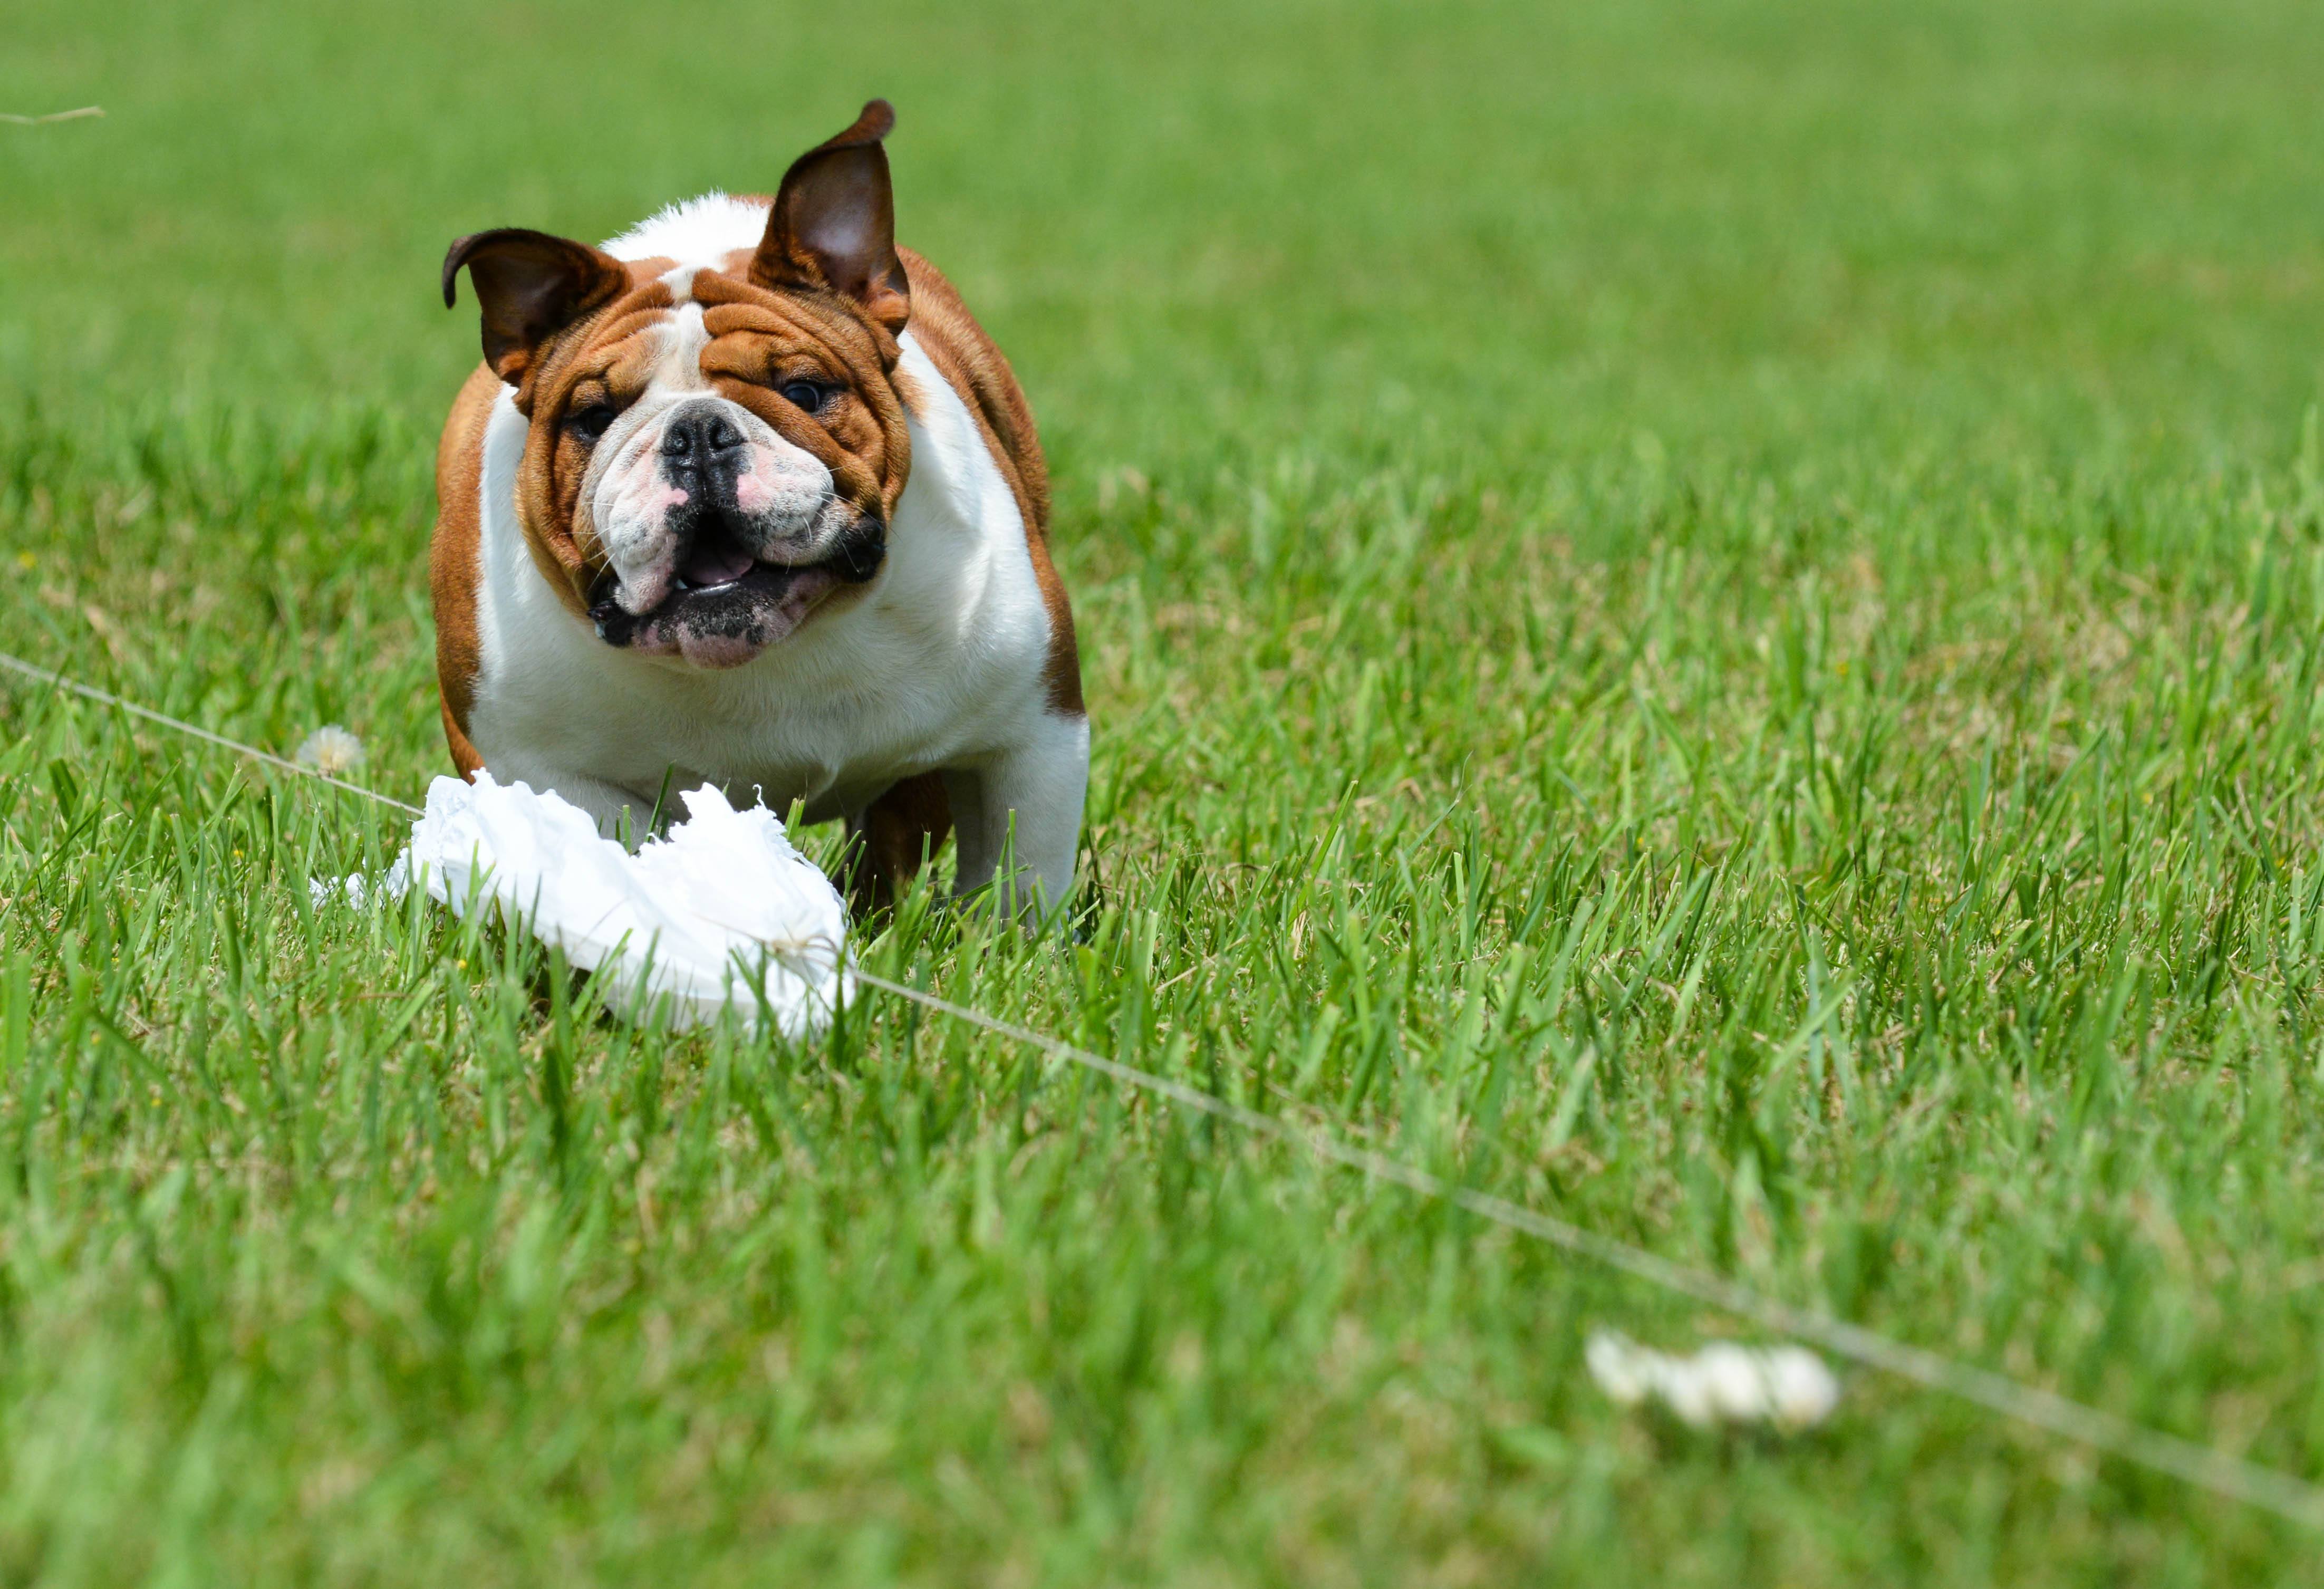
xmin=568 ymin=404 xmax=621 ymax=446
xmin=779 ymin=380 xmax=828 ymax=415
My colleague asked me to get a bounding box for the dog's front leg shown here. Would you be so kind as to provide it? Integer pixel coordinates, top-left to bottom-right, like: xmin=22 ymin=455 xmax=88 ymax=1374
xmin=941 ymin=714 xmax=1089 ymax=925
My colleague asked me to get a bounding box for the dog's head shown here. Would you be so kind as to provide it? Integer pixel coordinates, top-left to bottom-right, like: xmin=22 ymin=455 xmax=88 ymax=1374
xmin=443 ymin=101 xmax=913 ymax=669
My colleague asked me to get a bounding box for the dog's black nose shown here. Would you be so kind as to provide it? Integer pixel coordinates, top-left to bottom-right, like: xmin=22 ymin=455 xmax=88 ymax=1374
xmin=660 ymin=406 xmax=747 ymax=462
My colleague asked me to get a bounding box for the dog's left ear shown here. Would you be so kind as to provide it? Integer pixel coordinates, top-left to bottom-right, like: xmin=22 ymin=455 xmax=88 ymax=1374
xmin=442 ymin=229 xmax=629 ymax=384
xmin=750 ymin=99 xmax=911 ymax=334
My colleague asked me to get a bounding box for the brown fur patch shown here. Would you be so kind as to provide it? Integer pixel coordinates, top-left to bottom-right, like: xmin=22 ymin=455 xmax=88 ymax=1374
xmin=693 ymin=267 xmax=911 ymax=526
xmin=844 ymin=771 xmax=953 ymax=913
xmin=431 ymin=362 xmax=500 ymax=778
xmin=511 ymin=281 xmax=679 ymax=614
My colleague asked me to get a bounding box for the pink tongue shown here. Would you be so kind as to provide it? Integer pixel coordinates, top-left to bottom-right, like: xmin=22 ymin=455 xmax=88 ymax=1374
xmin=680 ymin=542 xmax=755 ymax=588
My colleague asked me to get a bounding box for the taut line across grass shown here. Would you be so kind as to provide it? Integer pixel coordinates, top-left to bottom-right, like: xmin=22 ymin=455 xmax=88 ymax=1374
xmin=8 ymin=647 xmax=2321 ymax=1533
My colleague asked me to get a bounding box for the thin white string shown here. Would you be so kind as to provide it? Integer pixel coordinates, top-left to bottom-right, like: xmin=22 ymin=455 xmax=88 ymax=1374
xmin=8 ymin=647 xmax=2322 ymax=1528
xmin=0 ymin=106 xmax=105 ymax=126
xmin=0 ymin=652 xmax=421 ymax=815
xmin=846 ymin=970 xmax=2324 ymax=1527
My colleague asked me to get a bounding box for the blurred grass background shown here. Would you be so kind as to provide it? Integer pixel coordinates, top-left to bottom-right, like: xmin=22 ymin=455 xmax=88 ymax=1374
xmin=5 ymin=0 xmax=2324 ymax=1583
xmin=9 ymin=0 xmax=2322 ymax=460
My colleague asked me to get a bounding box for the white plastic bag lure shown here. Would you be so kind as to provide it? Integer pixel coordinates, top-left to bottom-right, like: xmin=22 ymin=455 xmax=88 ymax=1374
xmin=399 ymin=771 xmax=850 ymax=1036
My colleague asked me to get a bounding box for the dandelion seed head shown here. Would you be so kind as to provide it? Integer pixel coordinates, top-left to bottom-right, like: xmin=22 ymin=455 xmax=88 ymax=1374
xmin=295 ymin=725 xmax=365 ymax=776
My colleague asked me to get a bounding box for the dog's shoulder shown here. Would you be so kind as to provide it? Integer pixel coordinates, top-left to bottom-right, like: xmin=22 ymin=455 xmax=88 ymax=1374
xmin=895 ymin=249 xmax=1079 ymax=714
xmin=895 ymin=249 xmax=1049 ymax=542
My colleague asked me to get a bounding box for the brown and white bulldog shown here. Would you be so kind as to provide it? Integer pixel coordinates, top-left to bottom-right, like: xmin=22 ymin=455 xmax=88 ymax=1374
xmin=430 ymin=101 xmax=1085 ymax=917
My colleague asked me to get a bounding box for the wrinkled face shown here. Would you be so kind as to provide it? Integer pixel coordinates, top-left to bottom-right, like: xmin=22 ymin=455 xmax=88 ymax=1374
xmin=513 ymin=265 xmax=909 ymax=669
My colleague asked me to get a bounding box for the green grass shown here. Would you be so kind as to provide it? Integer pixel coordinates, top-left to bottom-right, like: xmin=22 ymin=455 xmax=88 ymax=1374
xmin=7 ymin=0 xmax=2324 ymax=1580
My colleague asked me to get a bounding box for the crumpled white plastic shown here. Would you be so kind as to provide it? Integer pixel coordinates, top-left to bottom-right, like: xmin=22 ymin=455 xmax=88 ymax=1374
xmin=392 ymin=771 xmax=851 ymax=1035
xmin=1585 ymin=1330 xmax=1840 ymax=1431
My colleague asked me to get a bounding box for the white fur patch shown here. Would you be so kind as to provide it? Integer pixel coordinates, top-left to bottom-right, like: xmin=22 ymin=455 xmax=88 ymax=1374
xmin=600 ymin=192 xmax=771 ymax=268
xmin=648 ymin=302 xmax=713 ymax=390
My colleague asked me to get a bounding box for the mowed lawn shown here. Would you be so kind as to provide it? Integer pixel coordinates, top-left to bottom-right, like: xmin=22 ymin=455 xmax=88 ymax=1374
xmin=7 ymin=0 xmax=2324 ymax=1581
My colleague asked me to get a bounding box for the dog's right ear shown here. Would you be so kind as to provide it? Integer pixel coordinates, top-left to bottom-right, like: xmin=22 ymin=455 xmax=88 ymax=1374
xmin=442 ymin=229 xmax=629 ymax=384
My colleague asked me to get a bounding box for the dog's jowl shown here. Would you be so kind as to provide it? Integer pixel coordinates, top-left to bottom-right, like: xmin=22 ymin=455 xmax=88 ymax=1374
xmin=431 ymin=101 xmax=1086 ymax=918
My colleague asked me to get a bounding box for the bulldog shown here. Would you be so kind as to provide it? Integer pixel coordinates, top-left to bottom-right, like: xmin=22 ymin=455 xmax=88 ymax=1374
xmin=430 ymin=101 xmax=1085 ymax=918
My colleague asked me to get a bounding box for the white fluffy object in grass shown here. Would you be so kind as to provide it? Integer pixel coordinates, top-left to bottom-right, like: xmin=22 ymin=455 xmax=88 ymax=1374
xmin=1585 ymin=1330 xmax=1839 ymax=1431
xmin=401 ymin=771 xmax=850 ymax=1036
xmin=294 ymin=725 xmax=366 ymax=775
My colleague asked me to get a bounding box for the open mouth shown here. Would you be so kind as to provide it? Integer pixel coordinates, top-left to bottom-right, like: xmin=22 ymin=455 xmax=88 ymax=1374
xmin=588 ymin=519 xmax=885 ymax=669
xmin=671 ymin=534 xmax=758 ymax=596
